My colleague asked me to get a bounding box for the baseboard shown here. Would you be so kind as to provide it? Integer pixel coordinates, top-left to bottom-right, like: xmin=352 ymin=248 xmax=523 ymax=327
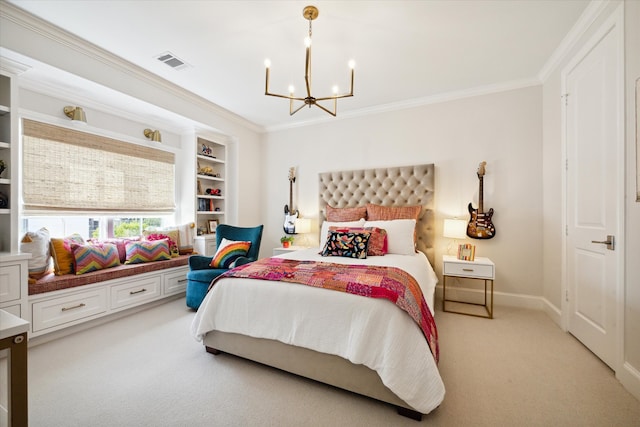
xmin=435 ymin=285 xmax=544 ymax=310
xmin=617 ymin=361 xmax=640 ymax=402
xmin=542 ymin=298 xmax=563 ymax=328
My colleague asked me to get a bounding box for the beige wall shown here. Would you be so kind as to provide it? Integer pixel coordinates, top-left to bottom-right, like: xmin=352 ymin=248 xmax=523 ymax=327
xmin=262 ymin=86 xmax=543 ymax=303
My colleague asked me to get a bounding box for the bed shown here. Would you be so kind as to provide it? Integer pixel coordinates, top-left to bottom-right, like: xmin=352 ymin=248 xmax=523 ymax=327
xmin=191 ymin=164 xmax=444 ymax=419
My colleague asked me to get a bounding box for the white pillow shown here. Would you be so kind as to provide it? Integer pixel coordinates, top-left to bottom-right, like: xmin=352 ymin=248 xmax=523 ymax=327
xmin=364 ymin=219 xmax=416 ymax=255
xmin=320 ymin=219 xmax=365 ymax=245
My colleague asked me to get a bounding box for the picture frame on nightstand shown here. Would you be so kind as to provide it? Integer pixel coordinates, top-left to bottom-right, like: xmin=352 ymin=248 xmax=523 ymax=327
xmin=457 ymin=243 xmax=475 ymax=261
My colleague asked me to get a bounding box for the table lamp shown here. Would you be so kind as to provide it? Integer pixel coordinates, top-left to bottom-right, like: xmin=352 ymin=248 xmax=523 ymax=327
xmin=443 ymin=218 xmax=467 ymax=255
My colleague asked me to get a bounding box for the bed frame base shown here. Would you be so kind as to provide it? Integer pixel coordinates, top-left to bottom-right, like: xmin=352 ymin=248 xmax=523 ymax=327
xmin=203 ymin=331 xmax=424 ymax=421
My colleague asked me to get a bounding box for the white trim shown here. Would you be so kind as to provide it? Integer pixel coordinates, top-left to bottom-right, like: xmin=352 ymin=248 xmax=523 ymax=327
xmin=435 ymin=285 xmax=545 ymax=311
xmin=0 ymin=2 xmax=263 ymax=134
xmin=265 ymin=78 xmax=540 ymax=133
xmin=618 ymin=362 xmax=640 ymax=402
xmin=538 ymin=0 xmax=612 ymax=82
xmin=542 ymin=298 xmax=563 ymax=328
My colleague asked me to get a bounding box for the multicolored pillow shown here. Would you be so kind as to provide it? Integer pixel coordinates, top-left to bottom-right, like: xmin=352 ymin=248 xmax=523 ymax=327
xmin=143 ymin=230 xmax=180 ymax=257
xmin=321 ymin=230 xmax=370 ymax=259
xmin=72 ymin=243 xmax=120 ymax=275
xmin=325 ymin=205 xmax=367 ymax=222
xmin=210 ymin=238 xmax=252 ymax=269
xmin=124 ymin=239 xmax=171 ymax=264
xmin=329 ymin=226 xmax=387 ymax=256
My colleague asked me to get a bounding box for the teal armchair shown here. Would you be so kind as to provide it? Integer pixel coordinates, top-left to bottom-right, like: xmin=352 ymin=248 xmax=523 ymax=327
xmin=186 ymin=224 xmax=263 ymax=310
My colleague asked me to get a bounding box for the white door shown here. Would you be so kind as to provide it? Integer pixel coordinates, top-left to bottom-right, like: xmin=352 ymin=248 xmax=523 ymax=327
xmin=564 ymin=16 xmax=622 ymax=369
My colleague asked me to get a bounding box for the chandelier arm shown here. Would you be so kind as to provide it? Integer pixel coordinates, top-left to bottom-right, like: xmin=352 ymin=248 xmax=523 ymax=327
xmin=315 ymin=94 xmax=354 ymax=102
xmin=313 ymin=102 xmax=337 ymax=117
xmin=265 ymin=92 xmax=305 ymax=101
xmin=290 ymin=101 xmax=308 ymax=116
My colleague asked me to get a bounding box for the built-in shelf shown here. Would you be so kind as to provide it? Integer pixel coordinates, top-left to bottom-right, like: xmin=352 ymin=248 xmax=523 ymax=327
xmin=0 ymin=179 xmax=10 ymax=185
xmin=196 ymin=137 xmax=226 ymax=233
xmin=0 ymin=142 xmax=9 ymax=149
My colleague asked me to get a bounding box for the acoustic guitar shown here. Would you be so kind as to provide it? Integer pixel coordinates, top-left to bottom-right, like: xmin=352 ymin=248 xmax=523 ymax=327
xmin=283 ymin=167 xmax=298 ymax=234
xmin=467 ymin=161 xmax=495 ymax=239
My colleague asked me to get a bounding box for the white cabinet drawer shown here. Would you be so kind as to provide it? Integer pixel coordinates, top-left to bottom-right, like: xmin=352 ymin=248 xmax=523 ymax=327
xmin=111 ymin=277 xmax=161 ymax=310
xmin=164 ymin=269 xmax=188 ymax=296
xmin=444 ymin=261 xmax=494 ymax=279
xmin=32 ymin=288 xmax=107 ymax=332
xmin=0 ymin=264 xmax=21 ymax=303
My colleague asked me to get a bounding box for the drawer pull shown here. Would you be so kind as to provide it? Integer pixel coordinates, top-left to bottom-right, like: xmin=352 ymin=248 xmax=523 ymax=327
xmin=177 ymin=279 xmax=187 ymax=283
xmin=462 ymin=268 xmax=474 ymax=272
xmin=129 ymin=288 xmax=147 ymax=295
xmin=61 ymin=303 xmax=86 ymax=312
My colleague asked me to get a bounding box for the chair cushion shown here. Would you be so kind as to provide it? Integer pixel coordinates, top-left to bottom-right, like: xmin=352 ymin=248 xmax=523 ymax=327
xmin=187 ymin=268 xmax=227 ymax=284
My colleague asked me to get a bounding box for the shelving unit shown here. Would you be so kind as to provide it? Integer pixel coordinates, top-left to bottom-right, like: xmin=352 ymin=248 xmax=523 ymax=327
xmin=195 ymin=137 xmax=226 ymax=249
xmin=0 ymin=71 xmax=17 ymax=253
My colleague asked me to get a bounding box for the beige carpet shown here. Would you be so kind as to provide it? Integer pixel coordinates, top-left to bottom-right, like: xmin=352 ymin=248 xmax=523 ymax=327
xmin=19 ymin=298 xmax=640 ymax=426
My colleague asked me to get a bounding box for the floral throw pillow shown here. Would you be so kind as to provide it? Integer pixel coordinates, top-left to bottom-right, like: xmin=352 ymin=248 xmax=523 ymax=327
xmin=320 ymin=230 xmax=371 ymax=259
xmin=329 ymin=226 xmax=387 ymax=256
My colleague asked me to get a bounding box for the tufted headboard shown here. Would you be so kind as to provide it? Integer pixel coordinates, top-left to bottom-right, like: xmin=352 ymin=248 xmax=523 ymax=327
xmin=318 ymin=164 xmax=435 ymax=265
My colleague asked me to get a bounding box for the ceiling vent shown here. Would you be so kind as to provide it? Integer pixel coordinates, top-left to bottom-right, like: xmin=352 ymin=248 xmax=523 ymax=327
xmin=155 ymin=52 xmax=190 ymax=71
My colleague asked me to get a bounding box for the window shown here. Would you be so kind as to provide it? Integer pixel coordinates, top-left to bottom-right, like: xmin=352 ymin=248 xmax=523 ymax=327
xmin=22 ymin=119 xmax=175 ymax=214
xmin=22 ymin=216 xmax=170 ymax=241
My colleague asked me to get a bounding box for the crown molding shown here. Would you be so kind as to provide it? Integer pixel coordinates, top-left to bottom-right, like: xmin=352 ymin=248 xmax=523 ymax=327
xmin=0 ymin=2 xmax=264 ymax=134
xmin=265 ymin=78 xmax=540 ymax=133
xmin=537 ymin=0 xmax=612 ymax=82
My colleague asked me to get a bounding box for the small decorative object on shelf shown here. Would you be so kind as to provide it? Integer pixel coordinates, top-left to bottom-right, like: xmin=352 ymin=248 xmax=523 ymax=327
xmin=206 ymin=188 xmax=222 ymax=196
xmin=208 ymin=219 xmax=219 ymax=234
xmin=280 ymin=235 xmax=294 ymax=248
xmin=0 ymin=159 xmax=5 ymax=177
xmin=200 ymin=143 xmax=216 ymax=158
xmin=457 ymin=243 xmax=476 ymax=261
xmin=0 ymin=192 xmax=7 ymax=209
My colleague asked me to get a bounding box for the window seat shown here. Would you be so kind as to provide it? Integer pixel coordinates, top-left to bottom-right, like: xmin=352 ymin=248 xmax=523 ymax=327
xmin=29 ymin=255 xmax=190 ymax=295
xmin=28 ymin=255 xmax=190 ymax=338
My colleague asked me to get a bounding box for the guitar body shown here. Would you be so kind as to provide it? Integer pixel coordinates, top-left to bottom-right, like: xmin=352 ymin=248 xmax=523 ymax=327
xmin=467 ymin=203 xmax=495 ymax=239
xmin=283 ymin=167 xmax=298 ymax=234
xmin=467 ymin=161 xmax=496 ymax=239
xmin=283 ymin=205 xmax=298 ymax=234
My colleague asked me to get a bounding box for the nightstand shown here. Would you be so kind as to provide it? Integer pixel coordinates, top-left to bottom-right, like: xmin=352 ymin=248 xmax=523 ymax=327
xmin=272 ymin=246 xmax=307 ymax=256
xmin=442 ymin=254 xmax=495 ymax=318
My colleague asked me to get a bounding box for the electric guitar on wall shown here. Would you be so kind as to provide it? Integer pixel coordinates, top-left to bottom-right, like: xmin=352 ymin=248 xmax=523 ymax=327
xmin=467 ymin=161 xmax=496 ymax=239
xmin=284 ymin=167 xmax=298 ymax=234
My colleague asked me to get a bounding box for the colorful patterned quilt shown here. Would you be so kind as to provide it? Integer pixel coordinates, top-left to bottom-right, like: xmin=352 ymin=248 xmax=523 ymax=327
xmin=213 ymin=257 xmax=439 ymax=362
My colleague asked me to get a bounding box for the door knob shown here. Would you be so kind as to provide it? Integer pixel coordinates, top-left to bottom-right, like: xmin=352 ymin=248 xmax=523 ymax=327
xmin=591 ymin=235 xmax=615 ymax=250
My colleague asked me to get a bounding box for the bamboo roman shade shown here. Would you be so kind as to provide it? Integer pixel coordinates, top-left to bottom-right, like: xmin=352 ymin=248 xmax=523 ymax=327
xmin=22 ymin=119 xmax=175 ymax=213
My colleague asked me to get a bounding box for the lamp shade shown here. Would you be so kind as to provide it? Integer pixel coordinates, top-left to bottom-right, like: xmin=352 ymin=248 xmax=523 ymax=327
xmin=294 ymin=218 xmax=311 ymax=234
xmin=443 ymin=219 xmax=467 ymax=239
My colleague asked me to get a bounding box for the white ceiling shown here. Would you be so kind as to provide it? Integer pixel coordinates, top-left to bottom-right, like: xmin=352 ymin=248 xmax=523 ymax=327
xmin=6 ymin=0 xmax=590 ymax=131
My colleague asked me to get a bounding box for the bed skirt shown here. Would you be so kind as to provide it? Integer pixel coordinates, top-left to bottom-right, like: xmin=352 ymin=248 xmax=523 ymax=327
xmin=203 ymin=330 xmax=425 ymax=420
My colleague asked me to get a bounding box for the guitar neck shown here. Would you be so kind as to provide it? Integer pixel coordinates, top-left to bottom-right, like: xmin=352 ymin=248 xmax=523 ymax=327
xmin=478 ymin=176 xmax=484 ymax=212
xmin=289 ymin=181 xmax=293 ymax=211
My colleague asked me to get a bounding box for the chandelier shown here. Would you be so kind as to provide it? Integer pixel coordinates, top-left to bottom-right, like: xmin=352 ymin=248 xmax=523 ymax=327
xmin=264 ymin=5 xmax=355 ymax=117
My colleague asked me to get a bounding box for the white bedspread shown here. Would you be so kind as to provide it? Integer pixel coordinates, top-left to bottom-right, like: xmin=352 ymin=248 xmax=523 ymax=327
xmin=191 ymin=249 xmax=445 ymax=414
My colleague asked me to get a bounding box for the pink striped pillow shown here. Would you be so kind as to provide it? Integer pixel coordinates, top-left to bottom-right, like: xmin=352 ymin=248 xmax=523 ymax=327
xmin=72 ymin=243 xmax=120 ymax=275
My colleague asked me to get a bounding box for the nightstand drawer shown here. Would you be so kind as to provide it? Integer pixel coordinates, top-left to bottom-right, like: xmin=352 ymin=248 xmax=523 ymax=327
xmin=444 ymin=261 xmax=494 ymax=279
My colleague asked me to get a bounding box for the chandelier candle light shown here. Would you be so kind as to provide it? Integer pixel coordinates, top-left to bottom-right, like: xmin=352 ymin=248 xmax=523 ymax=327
xmin=264 ymin=5 xmax=355 ymax=116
